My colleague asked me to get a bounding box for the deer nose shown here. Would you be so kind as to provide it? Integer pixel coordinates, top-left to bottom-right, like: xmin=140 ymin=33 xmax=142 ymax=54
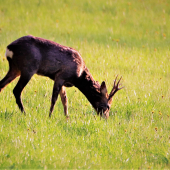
xmin=101 ymin=106 xmax=110 ymax=119
xmin=102 ymin=110 xmax=109 ymax=119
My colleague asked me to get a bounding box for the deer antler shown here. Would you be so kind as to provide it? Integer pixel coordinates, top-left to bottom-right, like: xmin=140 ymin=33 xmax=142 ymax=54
xmin=108 ymin=75 xmax=124 ymax=102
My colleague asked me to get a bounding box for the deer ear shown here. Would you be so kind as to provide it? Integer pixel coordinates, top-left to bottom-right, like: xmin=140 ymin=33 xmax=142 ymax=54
xmin=100 ymin=81 xmax=107 ymax=95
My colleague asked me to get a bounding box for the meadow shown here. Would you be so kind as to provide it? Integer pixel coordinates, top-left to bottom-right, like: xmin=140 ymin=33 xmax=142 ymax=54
xmin=0 ymin=0 xmax=170 ymax=169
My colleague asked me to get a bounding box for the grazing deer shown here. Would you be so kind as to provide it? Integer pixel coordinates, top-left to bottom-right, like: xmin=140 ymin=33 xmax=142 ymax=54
xmin=0 ymin=35 xmax=123 ymax=118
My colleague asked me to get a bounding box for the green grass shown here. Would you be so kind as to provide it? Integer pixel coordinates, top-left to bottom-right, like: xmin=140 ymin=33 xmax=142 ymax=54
xmin=0 ymin=0 xmax=170 ymax=169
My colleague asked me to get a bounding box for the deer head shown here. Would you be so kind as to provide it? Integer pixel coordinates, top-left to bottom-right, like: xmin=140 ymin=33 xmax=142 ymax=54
xmin=96 ymin=75 xmax=124 ymax=119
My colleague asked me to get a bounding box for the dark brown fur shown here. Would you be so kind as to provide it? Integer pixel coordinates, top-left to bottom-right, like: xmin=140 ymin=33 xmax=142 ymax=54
xmin=0 ymin=35 xmax=123 ymax=118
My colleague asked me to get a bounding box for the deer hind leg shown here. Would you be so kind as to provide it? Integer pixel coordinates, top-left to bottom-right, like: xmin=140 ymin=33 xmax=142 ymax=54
xmin=0 ymin=58 xmax=20 ymax=92
xmin=49 ymin=79 xmax=64 ymax=117
xmin=60 ymin=86 xmax=68 ymax=117
xmin=13 ymin=72 xmax=34 ymax=114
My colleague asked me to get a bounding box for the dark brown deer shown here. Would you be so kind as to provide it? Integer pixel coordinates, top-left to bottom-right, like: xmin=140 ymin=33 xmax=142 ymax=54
xmin=0 ymin=35 xmax=123 ymax=118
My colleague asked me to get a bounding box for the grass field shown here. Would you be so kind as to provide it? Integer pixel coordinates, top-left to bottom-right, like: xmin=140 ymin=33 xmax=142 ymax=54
xmin=0 ymin=0 xmax=170 ymax=169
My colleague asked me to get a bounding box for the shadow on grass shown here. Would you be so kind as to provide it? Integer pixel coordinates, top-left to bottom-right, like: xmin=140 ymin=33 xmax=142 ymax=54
xmin=147 ymin=152 xmax=169 ymax=166
xmin=0 ymin=110 xmax=14 ymax=120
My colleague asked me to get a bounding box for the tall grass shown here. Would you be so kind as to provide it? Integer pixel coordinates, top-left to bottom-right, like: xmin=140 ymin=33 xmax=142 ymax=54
xmin=0 ymin=0 xmax=170 ymax=169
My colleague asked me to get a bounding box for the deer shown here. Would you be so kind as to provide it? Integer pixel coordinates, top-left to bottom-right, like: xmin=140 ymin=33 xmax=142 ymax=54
xmin=0 ymin=35 xmax=123 ymax=119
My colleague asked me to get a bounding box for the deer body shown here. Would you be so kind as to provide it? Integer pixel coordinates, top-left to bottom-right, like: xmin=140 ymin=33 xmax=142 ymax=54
xmin=0 ymin=35 xmax=122 ymax=118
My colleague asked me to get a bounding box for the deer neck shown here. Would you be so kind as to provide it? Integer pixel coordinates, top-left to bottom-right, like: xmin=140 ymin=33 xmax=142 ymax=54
xmin=74 ymin=68 xmax=101 ymax=109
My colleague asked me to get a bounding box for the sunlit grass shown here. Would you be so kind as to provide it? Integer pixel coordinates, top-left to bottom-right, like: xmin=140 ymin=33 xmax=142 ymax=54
xmin=0 ymin=0 xmax=170 ymax=169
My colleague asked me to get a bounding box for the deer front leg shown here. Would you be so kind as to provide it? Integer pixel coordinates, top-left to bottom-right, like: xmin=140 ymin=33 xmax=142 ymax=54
xmin=60 ymin=86 xmax=68 ymax=117
xmin=49 ymin=79 xmax=64 ymax=117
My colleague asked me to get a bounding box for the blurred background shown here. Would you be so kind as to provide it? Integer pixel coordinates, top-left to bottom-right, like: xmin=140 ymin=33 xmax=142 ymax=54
xmin=0 ymin=0 xmax=170 ymax=168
